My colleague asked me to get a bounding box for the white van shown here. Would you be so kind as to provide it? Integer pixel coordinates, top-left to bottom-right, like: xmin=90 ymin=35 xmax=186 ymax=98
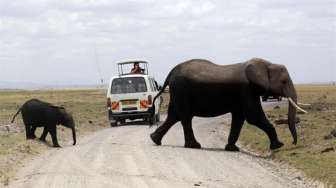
xmin=106 ymin=61 xmax=161 ymax=126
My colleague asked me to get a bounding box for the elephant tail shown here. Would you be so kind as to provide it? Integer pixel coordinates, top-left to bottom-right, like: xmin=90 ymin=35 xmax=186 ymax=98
xmin=149 ymin=69 xmax=173 ymax=119
xmin=11 ymin=108 xmax=22 ymax=123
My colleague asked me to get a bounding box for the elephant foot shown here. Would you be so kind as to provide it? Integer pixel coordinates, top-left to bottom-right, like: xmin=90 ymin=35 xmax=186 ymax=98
xmin=150 ymin=132 xmax=162 ymax=146
xmin=184 ymin=141 xmax=201 ymax=149
xmin=225 ymin=144 xmax=240 ymax=152
xmin=270 ymin=141 xmax=284 ymax=150
xmin=39 ymin=138 xmax=46 ymax=142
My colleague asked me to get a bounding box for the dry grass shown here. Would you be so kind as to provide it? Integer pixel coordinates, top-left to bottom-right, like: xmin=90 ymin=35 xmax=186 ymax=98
xmin=239 ymin=85 xmax=336 ymax=186
xmin=0 ymin=89 xmax=108 ymax=185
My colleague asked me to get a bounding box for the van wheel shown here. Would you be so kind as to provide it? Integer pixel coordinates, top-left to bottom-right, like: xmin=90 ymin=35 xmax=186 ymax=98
xmin=148 ymin=116 xmax=155 ymax=125
xmin=120 ymin=119 xmax=126 ymax=125
xmin=110 ymin=121 xmax=118 ymax=127
xmin=149 ymin=118 xmax=154 ymax=125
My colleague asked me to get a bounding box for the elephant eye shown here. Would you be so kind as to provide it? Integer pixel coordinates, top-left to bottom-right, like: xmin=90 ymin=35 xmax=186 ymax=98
xmin=281 ymin=80 xmax=287 ymax=84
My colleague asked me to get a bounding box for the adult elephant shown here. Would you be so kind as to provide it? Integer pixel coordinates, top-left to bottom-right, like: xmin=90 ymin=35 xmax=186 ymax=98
xmin=11 ymin=99 xmax=76 ymax=147
xmin=150 ymin=58 xmax=306 ymax=151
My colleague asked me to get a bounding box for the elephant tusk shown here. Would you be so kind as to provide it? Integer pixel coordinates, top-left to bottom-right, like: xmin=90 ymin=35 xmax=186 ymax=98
xmin=288 ymin=98 xmax=308 ymax=114
xmin=297 ymin=102 xmax=311 ymax=106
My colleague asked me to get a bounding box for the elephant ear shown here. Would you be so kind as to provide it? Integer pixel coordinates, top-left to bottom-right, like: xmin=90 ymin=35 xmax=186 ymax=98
xmin=245 ymin=58 xmax=270 ymax=91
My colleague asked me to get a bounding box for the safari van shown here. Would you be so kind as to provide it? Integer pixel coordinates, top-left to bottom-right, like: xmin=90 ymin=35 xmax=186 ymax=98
xmin=106 ymin=61 xmax=161 ymax=126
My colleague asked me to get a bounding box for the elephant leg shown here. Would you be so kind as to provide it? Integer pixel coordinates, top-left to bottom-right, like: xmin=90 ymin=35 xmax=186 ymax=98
xmin=30 ymin=126 xmax=37 ymax=139
xmin=22 ymin=118 xmax=35 ymax=139
xmin=181 ymin=118 xmax=201 ymax=149
xmin=168 ymin=81 xmax=200 ymax=148
xmin=251 ymin=117 xmax=283 ymax=150
xmin=39 ymin=127 xmax=48 ymax=142
xmin=243 ymin=93 xmax=283 ymax=150
xmin=24 ymin=124 xmax=34 ymax=139
xmin=225 ymin=112 xmax=245 ymax=152
xmin=49 ymin=125 xmax=60 ymax=147
xmin=150 ymin=103 xmax=179 ymax=146
xmin=245 ymin=104 xmax=283 ymax=150
xmin=24 ymin=125 xmax=31 ymax=139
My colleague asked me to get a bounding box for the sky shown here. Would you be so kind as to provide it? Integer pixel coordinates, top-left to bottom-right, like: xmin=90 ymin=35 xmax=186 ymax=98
xmin=0 ymin=0 xmax=335 ymax=87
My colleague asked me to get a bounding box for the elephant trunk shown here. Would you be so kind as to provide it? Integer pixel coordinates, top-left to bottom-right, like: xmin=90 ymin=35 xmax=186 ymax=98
xmin=284 ymin=80 xmax=298 ymax=145
xmin=288 ymin=97 xmax=297 ymax=145
xmin=72 ymin=127 xmax=76 ymax=145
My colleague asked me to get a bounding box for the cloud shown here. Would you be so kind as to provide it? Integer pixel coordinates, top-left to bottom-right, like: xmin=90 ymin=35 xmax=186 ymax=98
xmin=0 ymin=0 xmax=335 ymax=87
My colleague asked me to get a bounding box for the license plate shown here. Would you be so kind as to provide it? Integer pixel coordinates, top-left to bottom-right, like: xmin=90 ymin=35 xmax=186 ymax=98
xmin=122 ymin=100 xmax=137 ymax=105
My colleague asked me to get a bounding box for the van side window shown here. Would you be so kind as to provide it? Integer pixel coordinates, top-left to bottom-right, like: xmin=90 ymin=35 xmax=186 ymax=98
xmin=149 ymin=78 xmax=154 ymax=92
xmin=152 ymin=78 xmax=156 ymax=91
xmin=152 ymin=78 xmax=158 ymax=91
xmin=148 ymin=78 xmax=154 ymax=92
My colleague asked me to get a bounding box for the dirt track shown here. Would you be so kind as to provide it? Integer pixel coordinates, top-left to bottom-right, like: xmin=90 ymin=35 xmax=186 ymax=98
xmin=7 ymin=115 xmax=311 ymax=188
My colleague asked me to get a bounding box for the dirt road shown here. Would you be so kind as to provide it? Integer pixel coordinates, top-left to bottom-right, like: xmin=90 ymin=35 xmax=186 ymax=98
xmin=8 ymin=115 xmax=310 ymax=188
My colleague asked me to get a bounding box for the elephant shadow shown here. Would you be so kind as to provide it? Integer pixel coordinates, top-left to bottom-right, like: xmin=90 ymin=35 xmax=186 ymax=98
xmin=158 ymin=144 xmax=306 ymax=159
xmin=271 ymin=144 xmax=306 ymax=154
xmin=33 ymin=139 xmax=54 ymax=147
xmin=35 ymin=138 xmax=73 ymax=148
xmin=156 ymin=144 xmax=275 ymax=159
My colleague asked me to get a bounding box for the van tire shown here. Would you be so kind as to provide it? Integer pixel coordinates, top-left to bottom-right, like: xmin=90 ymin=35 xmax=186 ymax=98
xmin=110 ymin=121 xmax=118 ymax=127
xmin=148 ymin=116 xmax=155 ymax=125
xmin=120 ymin=119 xmax=126 ymax=125
xmin=149 ymin=118 xmax=154 ymax=125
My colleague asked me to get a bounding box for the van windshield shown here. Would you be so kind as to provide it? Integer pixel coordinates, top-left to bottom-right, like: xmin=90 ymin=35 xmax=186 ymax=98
xmin=111 ymin=77 xmax=147 ymax=94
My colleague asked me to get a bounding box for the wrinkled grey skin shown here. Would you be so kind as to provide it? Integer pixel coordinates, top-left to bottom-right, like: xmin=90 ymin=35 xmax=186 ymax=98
xmin=11 ymin=99 xmax=76 ymax=147
xmin=150 ymin=58 xmax=298 ymax=151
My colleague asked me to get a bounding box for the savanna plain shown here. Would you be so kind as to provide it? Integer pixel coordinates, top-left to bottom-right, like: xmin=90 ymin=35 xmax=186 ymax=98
xmin=0 ymin=85 xmax=335 ymax=187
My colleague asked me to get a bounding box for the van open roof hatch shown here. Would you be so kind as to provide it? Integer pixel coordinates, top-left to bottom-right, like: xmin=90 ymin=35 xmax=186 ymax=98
xmin=117 ymin=60 xmax=149 ymax=76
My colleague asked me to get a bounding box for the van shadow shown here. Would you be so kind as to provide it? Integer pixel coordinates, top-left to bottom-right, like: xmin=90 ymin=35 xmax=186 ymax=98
xmin=156 ymin=144 xmax=274 ymax=159
xmin=118 ymin=120 xmax=161 ymax=127
xmin=34 ymin=139 xmax=55 ymax=147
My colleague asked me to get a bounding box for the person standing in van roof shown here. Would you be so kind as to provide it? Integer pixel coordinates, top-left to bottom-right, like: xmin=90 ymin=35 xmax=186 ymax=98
xmin=131 ymin=62 xmax=144 ymax=74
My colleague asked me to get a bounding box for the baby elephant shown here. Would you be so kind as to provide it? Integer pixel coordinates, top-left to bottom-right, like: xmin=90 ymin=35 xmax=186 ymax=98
xmin=11 ymin=99 xmax=76 ymax=147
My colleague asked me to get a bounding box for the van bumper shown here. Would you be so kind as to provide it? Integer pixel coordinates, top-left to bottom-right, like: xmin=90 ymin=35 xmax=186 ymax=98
xmin=108 ymin=109 xmax=151 ymax=121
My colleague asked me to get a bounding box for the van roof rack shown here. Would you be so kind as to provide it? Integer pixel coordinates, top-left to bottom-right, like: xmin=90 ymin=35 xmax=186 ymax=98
xmin=117 ymin=60 xmax=149 ymax=76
